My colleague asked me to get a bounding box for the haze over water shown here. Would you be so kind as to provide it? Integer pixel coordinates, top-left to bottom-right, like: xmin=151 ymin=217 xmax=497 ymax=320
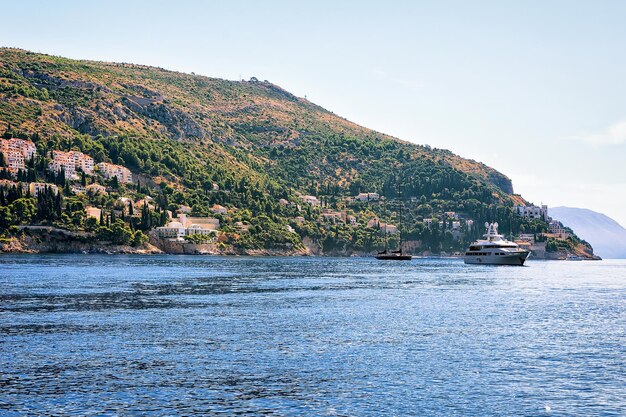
xmin=1 ymin=255 xmax=624 ymax=415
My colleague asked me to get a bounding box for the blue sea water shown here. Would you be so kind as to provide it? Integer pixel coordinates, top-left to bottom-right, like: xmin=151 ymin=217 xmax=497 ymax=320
xmin=0 ymin=255 xmax=624 ymax=416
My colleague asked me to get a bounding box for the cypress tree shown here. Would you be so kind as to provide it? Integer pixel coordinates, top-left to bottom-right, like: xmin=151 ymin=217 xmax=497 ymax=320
xmin=58 ymin=168 xmax=66 ymax=186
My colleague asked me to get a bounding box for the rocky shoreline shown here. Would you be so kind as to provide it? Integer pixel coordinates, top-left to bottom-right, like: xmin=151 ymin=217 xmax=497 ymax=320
xmin=0 ymin=226 xmax=601 ymax=259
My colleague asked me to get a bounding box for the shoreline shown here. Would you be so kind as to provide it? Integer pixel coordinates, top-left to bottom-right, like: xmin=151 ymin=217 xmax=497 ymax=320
xmin=0 ymin=229 xmax=602 ymax=260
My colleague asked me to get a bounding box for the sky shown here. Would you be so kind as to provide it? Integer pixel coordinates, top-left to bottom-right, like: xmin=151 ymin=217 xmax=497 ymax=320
xmin=2 ymin=0 xmax=626 ymax=226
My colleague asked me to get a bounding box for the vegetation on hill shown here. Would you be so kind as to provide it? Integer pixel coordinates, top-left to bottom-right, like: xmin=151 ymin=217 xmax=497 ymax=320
xmin=0 ymin=48 xmax=577 ymax=254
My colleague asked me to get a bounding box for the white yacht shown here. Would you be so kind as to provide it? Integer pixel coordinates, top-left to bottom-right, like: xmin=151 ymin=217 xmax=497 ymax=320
xmin=464 ymin=222 xmax=530 ymax=266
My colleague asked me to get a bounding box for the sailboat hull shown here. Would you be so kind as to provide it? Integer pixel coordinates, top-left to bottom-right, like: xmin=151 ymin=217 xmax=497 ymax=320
xmin=375 ymin=254 xmax=412 ymax=260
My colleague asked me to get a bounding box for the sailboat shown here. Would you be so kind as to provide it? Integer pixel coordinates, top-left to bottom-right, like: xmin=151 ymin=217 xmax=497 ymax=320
xmin=375 ymin=188 xmax=412 ymax=260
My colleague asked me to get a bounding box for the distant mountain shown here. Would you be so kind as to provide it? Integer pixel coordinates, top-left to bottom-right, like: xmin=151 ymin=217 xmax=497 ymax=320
xmin=549 ymin=207 xmax=626 ymax=259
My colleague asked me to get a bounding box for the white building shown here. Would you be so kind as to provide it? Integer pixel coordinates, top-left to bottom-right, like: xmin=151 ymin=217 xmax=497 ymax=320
xmin=96 ymin=162 xmax=133 ymax=184
xmin=518 ymin=233 xmax=535 ymax=243
xmin=4 ymin=150 xmax=25 ymax=174
xmin=156 ymin=220 xmax=186 ymax=239
xmin=86 ymin=183 xmax=107 ymax=195
xmin=156 ymin=213 xmax=219 ymax=241
xmin=321 ymin=211 xmax=343 ymax=223
xmin=549 ymin=220 xmax=569 ymax=236
xmin=354 ymin=192 xmax=380 ymax=202
xmin=1 ymin=138 xmax=36 ymax=168
xmin=50 ymin=150 xmax=94 ymax=179
xmin=301 ymin=195 xmax=320 ymax=206
xmin=514 ymin=204 xmax=549 ymax=221
xmin=28 ymin=182 xmax=58 ymax=197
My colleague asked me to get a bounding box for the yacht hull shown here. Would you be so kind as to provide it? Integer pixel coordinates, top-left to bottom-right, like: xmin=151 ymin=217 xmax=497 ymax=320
xmin=464 ymin=252 xmax=530 ymax=266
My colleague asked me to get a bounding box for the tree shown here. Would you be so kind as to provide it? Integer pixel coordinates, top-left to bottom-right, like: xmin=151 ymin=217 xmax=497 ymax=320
xmin=132 ymin=230 xmax=149 ymax=246
xmin=110 ymin=219 xmax=133 ymax=245
xmin=12 ymin=198 xmax=36 ymax=224
xmin=0 ymin=206 xmax=13 ymax=229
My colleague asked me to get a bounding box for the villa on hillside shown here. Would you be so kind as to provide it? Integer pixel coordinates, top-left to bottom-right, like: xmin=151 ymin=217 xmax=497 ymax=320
xmin=0 ymin=179 xmax=17 ymax=188
xmin=49 ymin=150 xmax=94 ymax=179
xmin=381 ymin=223 xmax=398 ymax=234
xmin=135 ymin=196 xmax=155 ymax=210
xmin=156 ymin=213 xmax=219 ymax=241
xmin=86 ymin=183 xmax=107 ymax=195
xmin=367 ymin=218 xmax=397 ymax=234
xmin=27 ymin=182 xmax=58 ymax=197
xmin=210 ymin=204 xmax=228 ymax=215
xmin=353 ymin=192 xmax=380 ymax=202
xmin=96 ymin=162 xmax=133 ymax=184
xmin=301 ymin=195 xmax=320 ymax=206
xmin=320 ymin=210 xmax=343 ymax=224
xmin=548 ymin=220 xmax=571 ymax=238
xmin=0 ymin=138 xmax=36 ymax=160
xmin=518 ymin=233 xmax=536 ymax=243
xmin=0 ymin=139 xmax=36 ymax=174
xmin=514 ymin=204 xmax=549 ymax=221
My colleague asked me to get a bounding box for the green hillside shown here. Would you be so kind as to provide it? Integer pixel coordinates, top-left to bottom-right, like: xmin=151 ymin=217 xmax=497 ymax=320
xmin=0 ymin=47 xmax=558 ymax=254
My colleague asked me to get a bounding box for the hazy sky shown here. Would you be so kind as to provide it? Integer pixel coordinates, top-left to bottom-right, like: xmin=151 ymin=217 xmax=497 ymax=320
xmin=2 ymin=1 xmax=626 ymax=226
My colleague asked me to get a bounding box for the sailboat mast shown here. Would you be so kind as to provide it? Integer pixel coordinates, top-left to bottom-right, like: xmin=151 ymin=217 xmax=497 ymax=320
xmin=383 ymin=197 xmax=388 ymax=252
xmin=397 ymin=182 xmax=403 ymax=253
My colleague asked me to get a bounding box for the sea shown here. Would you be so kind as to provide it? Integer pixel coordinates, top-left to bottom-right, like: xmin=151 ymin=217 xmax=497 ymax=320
xmin=0 ymin=255 xmax=624 ymax=416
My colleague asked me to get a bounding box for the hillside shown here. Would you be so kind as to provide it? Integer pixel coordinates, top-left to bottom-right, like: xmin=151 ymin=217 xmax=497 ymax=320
xmin=550 ymin=207 xmax=626 ymax=259
xmin=0 ymin=47 xmax=574 ymax=255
